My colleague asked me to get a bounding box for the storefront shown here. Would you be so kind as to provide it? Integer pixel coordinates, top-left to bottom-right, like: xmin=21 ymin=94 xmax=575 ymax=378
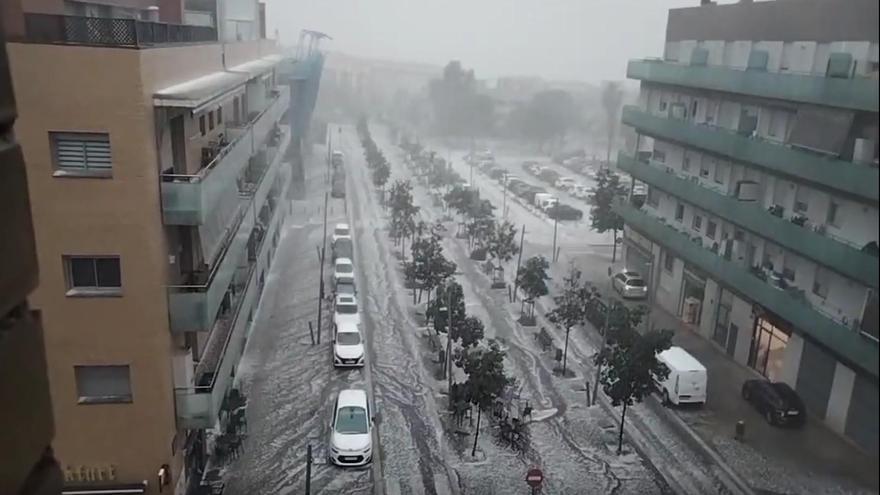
xmin=748 ymin=314 xmax=792 ymax=381
xmin=679 ymin=265 xmax=707 ymax=326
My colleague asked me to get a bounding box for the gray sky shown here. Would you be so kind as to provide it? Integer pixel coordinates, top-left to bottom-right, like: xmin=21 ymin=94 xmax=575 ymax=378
xmin=264 ymin=0 xmax=710 ymax=82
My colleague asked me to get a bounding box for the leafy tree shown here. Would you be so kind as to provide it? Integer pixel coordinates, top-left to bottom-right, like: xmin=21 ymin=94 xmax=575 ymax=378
xmin=515 ymin=256 xmax=550 ymax=324
xmin=601 ymin=81 xmax=624 ymax=166
xmin=485 ymin=220 xmax=518 ymax=284
xmin=507 ymin=90 xmax=577 ymax=150
xmin=546 ymin=265 xmax=592 ymax=376
xmin=429 ymin=61 xmax=495 ymax=137
xmin=589 ymin=168 xmax=626 ymax=262
xmin=388 ymin=180 xmax=420 ymax=255
xmin=372 ymin=156 xmax=391 ymax=199
xmin=454 ymin=339 xmax=512 ymax=457
xmin=466 ymin=199 xmax=495 ymax=249
xmin=429 ymin=281 xmax=465 ymax=336
xmin=411 ymin=222 xmax=456 ymax=305
xmin=595 ymin=328 xmax=672 ymax=454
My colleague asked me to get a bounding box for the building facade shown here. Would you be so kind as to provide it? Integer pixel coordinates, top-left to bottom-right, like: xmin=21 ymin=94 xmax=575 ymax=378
xmin=3 ymin=0 xmax=321 ymax=493
xmin=618 ymin=0 xmax=879 ymax=455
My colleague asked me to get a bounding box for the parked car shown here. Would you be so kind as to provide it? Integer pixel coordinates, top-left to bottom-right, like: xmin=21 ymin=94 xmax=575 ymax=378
xmin=546 ymin=203 xmax=583 ymax=220
xmin=539 ymin=168 xmax=560 ymax=184
xmin=552 ymin=149 xmax=585 ymax=164
xmin=333 ymin=294 xmax=361 ymax=327
xmin=333 ymin=257 xmax=355 ymax=288
xmin=333 ymin=237 xmax=353 ymax=262
xmin=331 ymin=176 xmax=345 ymax=198
xmin=562 ymin=157 xmax=588 ymax=173
xmin=571 ymin=184 xmax=589 ymax=199
xmin=332 ymin=223 xmax=352 ymax=244
xmin=331 ymin=150 xmax=345 ymax=169
xmin=333 ymin=321 xmax=365 ymax=368
xmin=520 ymin=185 xmax=547 ymax=204
xmin=533 ymin=193 xmax=558 ymax=211
xmin=509 ymin=181 xmax=531 ymax=198
xmin=612 ymin=269 xmax=648 ymax=299
xmin=555 ymin=177 xmax=577 ymax=190
xmin=741 ymin=380 xmax=806 ymax=427
xmin=488 ymin=167 xmax=505 ymax=180
xmin=328 ymin=389 xmax=373 ymax=467
xmin=655 ymin=347 xmax=707 ymax=406
xmin=336 ymin=281 xmax=357 ymax=296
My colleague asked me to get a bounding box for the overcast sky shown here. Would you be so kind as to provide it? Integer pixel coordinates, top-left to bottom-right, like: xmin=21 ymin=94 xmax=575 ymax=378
xmin=263 ymin=0 xmax=718 ymax=83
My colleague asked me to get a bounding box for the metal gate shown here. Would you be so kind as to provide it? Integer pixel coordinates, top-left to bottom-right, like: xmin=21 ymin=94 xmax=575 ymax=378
xmin=795 ymin=339 xmax=835 ymax=419
xmin=845 ymin=374 xmax=879 ymax=455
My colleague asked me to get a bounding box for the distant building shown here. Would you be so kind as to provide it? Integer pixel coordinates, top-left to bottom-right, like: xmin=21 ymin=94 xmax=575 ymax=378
xmin=3 ymin=0 xmax=322 ymax=493
xmin=618 ymin=0 xmax=878 ymax=454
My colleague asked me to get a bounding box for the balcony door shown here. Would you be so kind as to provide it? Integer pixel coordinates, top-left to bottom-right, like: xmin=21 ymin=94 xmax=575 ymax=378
xmin=171 ymin=115 xmax=186 ymax=174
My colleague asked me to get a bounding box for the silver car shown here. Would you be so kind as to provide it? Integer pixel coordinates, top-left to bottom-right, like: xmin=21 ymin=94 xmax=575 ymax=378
xmin=612 ymin=270 xmax=648 ymax=299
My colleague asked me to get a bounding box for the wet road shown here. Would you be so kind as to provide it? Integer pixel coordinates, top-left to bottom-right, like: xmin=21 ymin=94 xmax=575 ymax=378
xmin=222 ymin=125 xmax=675 ymax=495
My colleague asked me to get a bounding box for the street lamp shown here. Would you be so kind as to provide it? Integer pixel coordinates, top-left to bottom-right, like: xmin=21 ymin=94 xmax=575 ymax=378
xmin=502 ymin=172 xmax=509 ymax=220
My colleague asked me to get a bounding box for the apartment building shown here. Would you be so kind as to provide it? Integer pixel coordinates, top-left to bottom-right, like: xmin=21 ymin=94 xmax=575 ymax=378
xmin=1 ymin=31 xmax=62 ymax=495
xmin=2 ymin=0 xmax=322 ymax=493
xmin=617 ymin=0 xmax=879 ymax=454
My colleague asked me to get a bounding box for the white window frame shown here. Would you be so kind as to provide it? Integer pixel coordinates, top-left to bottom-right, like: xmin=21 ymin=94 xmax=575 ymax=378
xmin=74 ymin=365 xmax=133 ymax=404
xmin=50 ymin=131 xmax=112 ymax=178
xmin=64 ymin=255 xmax=122 ymax=297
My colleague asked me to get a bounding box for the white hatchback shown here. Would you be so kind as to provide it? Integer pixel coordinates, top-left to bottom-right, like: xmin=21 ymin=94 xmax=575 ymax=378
xmin=334 ymin=294 xmax=361 ymax=327
xmin=332 ymin=223 xmax=352 ymax=245
xmin=333 ymin=321 xmax=365 ymax=367
xmin=333 ymin=257 xmax=355 ymax=288
xmin=329 ymin=389 xmax=373 ymax=467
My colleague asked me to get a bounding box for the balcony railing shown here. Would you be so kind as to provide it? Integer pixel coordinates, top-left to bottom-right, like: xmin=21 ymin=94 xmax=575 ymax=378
xmin=166 ymin=126 xmax=290 ymax=333
xmin=627 ymin=59 xmax=879 ymax=112
xmin=23 ymin=14 xmax=217 ymax=48
xmin=615 ymin=202 xmax=879 ymax=379
xmin=174 ymin=165 xmax=289 ymax=429
xmin=618 ymin=153 xmax=879 ymax=288
xmin=622 ymin=106 xmax=880 ymax=203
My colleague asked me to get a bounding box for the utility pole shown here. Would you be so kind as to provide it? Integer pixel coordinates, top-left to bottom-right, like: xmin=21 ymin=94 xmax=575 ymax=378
xmin=644 ymin=260 xmax=655 ymax=335
xmin=446 ymin=282 xmax=453 ymax=392
xmin=512 ymin=225 xmax=526 ymax=302
xmin=326 ymin=128 xmax=332 ymax=184
xmin=316 ymin=192 xmax=329 ymax=344
xmin=305 ymin=444 xmax=312 ymax=495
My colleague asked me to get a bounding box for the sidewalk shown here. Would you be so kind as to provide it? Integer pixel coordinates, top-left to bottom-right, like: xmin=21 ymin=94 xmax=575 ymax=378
xmin=649 ymin=306 xmax=878 ymax=495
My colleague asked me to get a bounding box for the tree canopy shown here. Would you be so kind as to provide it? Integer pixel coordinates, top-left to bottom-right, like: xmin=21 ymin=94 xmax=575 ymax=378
xmin=429 ymin=61 xmax=494 ymax=137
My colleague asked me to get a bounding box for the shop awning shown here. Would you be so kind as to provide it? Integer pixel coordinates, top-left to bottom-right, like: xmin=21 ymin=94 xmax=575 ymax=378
xmin=229 ymin=54 xmax=284 ymax=80
xmin=63 ymin=481 xmax=147 ymax=494
xmin=153 ymin=71 xmax=248 ymax=112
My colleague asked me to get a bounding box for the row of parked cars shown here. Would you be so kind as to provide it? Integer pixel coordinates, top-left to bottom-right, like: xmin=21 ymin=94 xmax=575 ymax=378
xmin=523 ymin=161 xmax=595 ymax=202
xmin=328 ymin=223 xmax=375 ymax=467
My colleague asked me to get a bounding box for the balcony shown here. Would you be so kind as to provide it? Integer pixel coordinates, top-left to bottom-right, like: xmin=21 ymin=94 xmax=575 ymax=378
xmin=618 ymin=153 xmax=879 ymax=288
xmin=622 ymin=106 xmax=880 ymax=203
xmin=174 ymin=160 xmax=289 ymax=429
xmin=166 ymin=126 xmax=290 ymax=333
xmin=23 ymin=14 xmax=217 ymax=48
xmin=160 ymin=90 xmax=290 ymax=226
xmin=616 ymin=202 xmax=879 ymax=379
xmin=0 ymin=142 xmax=38 ymax=316
xmin=627 ymin=59 xmax=879 ymax=112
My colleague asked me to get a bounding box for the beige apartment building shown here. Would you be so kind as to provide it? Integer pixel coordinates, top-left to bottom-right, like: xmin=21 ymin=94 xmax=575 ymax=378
xmin=2 ymin=0 xmax=299 ymax=493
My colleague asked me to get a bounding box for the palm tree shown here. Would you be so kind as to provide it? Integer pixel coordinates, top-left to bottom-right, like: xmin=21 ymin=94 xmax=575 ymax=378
xmin=601 ymin=82 xmax=624 ymax=168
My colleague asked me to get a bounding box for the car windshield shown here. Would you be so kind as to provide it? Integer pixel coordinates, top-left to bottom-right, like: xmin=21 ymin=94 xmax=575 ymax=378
xmin=627 ymin=279 xmax=645 ymax=287
xmin=337 ymin=332 xmax=361 ymax=345
xmin=337 ymin=284 xmax=355 ymax=295
xmin=335 ymin=406 xmax=368 ymax=434
xmin=337 ymin=303 xmax=358 ymax=314
xmin=335 ymin=228 xmax=349 ymax=236
xmin=336 ymin=263 xmax=353 ymax=274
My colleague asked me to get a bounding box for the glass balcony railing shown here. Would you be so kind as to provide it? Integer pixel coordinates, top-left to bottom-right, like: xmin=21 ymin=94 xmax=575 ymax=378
xmin=615 ymin=202 xmax=879 ymax=379
xmin=174 ymin=172 xmax=289 ymax=429
xmin=166 ymin=127 xmax=290 ymax=333
xmin=618 ymin=153 xmax=879 ymax=288
xmin=622 ymin=106 xmax=880 ymax=203
xmin=160 ymin=90 xmax=290 ymax=226
xmin=627 ymin=59 xmax=879 ymax=112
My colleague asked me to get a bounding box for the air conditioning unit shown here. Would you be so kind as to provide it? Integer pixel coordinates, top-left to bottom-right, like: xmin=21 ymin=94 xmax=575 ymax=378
xmin=735 ymin=180 xmax=760 ymax=202
xmin=853 ymin=138 xmax=875 ymax=164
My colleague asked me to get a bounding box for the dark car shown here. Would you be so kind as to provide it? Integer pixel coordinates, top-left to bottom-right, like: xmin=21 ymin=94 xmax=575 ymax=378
xmin=333 ymin=238 xmax=353 ymax=262
xmin=741 ymin=380 xmax=806 ymax=427
xmin=539 ymin=168 xmax=560 ymax=184
xmin=331 ymin=178 xmax=345 ymax=198
xmin=488 ymin=168 xmax=506 ymax=180
xmin=546 ymin=203 xmax=583 ymax=220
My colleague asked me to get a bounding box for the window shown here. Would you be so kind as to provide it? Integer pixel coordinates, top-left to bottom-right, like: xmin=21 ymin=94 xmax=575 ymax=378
xmin=782 ymin=258 xmax=796 ymax=281
xmin=659 ymin=99 xmax=668 ymax=112
xmin=714 ymin=161 xmax=727 ymax=184
xmin=65 ymin=256 xmax=121 ymax=295
xmin=812 ymin=266 xmax=830 ymax=298
xmin=646 ymin=187 xmax=660 ymax=207
xmin=794 ymin=186 xmax=810 ymax=213
xmin=74 ymin=365 xmax=132 ymax=404
xmin=208 ymin=111 xmax=215 ymax=131
xmin=691 ymin=100 xmax=698 ymax=119
xmin=682 ymin=154 xmax=691 ymax=172
xmin=664 ymin=251 xmax=675 ymax=272
xmin=706 ymin=220 xmax=717 ymax=239
xmin=217 ymin=106 xmax=223 ymax=124
xmin=692 ymin=214 xmax=703 ymax=231
xmin=653 ymin=149 xmax=666 ymax=163
xmin=675 ymin=203 xmax=684 ymax=222
xmin=700 ymin=158 xmax=710 ymax=178
xmin=826 ymin=201 xmax=840 ymax=226
xmin=50 ymin=132 xmax=112 ymax=177
xmin=199 ymin=115 xmax=206 ymax=136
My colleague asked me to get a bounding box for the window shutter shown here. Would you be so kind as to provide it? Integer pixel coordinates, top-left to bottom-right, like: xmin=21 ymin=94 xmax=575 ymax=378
xmin=53 ymin=133 xmax=111 ymax=170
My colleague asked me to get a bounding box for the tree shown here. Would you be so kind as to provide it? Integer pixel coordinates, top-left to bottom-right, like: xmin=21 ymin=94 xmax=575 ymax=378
xmin=388 ymin=180 xmax=420 ymax=254
xmin=546 ymin=265 xmax=592 ymax=376
xmin=589 ymin=167 xmax=626 ymax=262
xmin=429 ymin=281 xmax=465 ymax=336
xmin=466 ymin=199 xmax=495 ymax=250
xmin=515 ymin=256 xmax=550 ymax=325
xmin=590 ymin=298 xmax=647 ymax=405
xmin=601 ymin=81 xmax=624 ymax=166
xmin=454 ymin=339 xmax=512 ymax=457
xmin=595 ymin=328 xmax=673 ymax=454
xmin=485 ymin=220 xmax=518 ymax=286
xmin=411 ymin=222 xmax=456 ymax=305
xmin=507 ymin=90 xmax=577 ymax=151
xmin=429 ymin=61 xmax=494 ymax=137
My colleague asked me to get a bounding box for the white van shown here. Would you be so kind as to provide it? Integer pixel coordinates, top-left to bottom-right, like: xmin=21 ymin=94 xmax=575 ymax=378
xmin=533 ymin=193 xmax=557 ymax=211
xmin=655 ymin=346 xmax=707 ymax=406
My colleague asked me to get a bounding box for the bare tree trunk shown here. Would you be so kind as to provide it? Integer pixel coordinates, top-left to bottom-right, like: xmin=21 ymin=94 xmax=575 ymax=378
xmin=617 ymin=402 xmax=628 ymax=455
xmin=562 ymin=326 xmax=571 ymax=375
xmin=471 ymin=407 xmax=482 ymax=457
xmin=612 ymin=227 xmax=618 ymax=263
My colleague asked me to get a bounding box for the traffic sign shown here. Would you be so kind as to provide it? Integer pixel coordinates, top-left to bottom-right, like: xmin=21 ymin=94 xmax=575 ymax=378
xmin=525 ymin=467 xmax=544 ymax=488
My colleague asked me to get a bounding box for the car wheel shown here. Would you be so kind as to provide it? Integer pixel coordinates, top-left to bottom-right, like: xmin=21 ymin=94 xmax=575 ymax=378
xmin=764 ymin=409 xmax=776 ymax=426
xmin=662 ymin=390 xmax=671 ymax=406
xmin=741 ymin=386 xmax=750 ymax=401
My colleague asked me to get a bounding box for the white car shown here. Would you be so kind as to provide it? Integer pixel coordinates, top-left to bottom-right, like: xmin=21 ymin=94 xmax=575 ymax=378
xmin=329 ymin=389 xmax=373 ymax=467
xmin=333 ymin=321 xmax=365 ymax=367
xmin=555 ymin=177 xmax=577 ymax=190
xmin=334 ymin=294 xmax=361 ymax=327
xmin=333 ymin=257 xmax=355 ymax=288
xmin=571 ymin=184 xmax=589 ymax=199
xmin=332 ymin=223 xmax=352 ymax=245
